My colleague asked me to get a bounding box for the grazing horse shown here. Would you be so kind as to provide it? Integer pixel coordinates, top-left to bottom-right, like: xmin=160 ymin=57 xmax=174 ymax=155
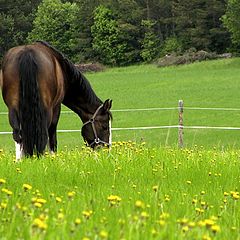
xmin=1 ymin=41 xmax=112 ymax=160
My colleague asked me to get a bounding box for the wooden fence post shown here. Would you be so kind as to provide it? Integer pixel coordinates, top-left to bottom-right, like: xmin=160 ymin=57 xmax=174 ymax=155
xmin=178 ymin=100 xmax=184 ymax=148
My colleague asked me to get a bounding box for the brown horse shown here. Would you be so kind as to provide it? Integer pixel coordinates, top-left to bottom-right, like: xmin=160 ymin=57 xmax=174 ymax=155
xmin=1 ymin=41 xmax=112 ymax=160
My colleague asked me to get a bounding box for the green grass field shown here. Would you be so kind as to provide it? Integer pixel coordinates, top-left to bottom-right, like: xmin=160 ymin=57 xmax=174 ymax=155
xmin=1 ymin=60 xmax=240 ymax=239
xmin=1 ymin=58 xmax=240 ymax=150
xmin=0 ymin=143 xmax=240 ymax=239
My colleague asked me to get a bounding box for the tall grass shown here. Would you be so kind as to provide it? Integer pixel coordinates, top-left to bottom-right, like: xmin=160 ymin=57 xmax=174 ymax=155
xmin=0 ymin=143 xmax=240 ymax=239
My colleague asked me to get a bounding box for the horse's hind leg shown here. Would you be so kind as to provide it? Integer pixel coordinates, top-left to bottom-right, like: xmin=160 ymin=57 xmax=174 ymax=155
xmin=8 ymin=108 xmax=23 ymax=160
xmin=48 ymin=105 xmax=61 ymax=153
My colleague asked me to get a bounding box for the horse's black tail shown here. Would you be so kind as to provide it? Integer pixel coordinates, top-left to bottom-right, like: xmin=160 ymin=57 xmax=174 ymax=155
xmin=18 ymin=49 xmax=48 ymax=157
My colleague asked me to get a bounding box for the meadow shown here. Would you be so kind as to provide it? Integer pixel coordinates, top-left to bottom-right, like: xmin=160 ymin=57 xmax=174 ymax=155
xmin=1 ymin=58 xmax=240 ymax=150
xmin=0 ymin=143 xmax=240 ymax=239
xmin=1 ymin=59 xmax=240 ymax=239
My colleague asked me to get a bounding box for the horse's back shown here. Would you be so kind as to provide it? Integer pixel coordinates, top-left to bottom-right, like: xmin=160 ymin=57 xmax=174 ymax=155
xmin=1 ymin=44 xmax=65 ymax=110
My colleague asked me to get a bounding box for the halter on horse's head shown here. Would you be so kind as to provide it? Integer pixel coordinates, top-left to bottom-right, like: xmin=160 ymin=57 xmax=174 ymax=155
xmin=81 ymin=99 xmax=112 ymax=148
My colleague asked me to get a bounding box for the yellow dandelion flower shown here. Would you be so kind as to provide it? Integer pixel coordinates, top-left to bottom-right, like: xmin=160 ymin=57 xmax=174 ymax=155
xmin=192 ymin=198 xmax=197 ymax=204
xmin=58 ymin=212 xmax=64 ymax=220
xmin=135 ymin=200 xmax=145 ymax=209
xmin=178 ymin=218 xmax=188 ymax=225
xmin=82 ymin=210 xmax=93 ymax=219
xmin=22 ymin=206 xmax=28 ymax=213
xmin=160 ymin=212 xmax=170 ymax=220
xmin=232 ymin=193 xmax=240 ymax=200
xmin=202 ymin=235 xmax=211 ymax=240
xmin=211 ymin=224 xmax=221 ymax=233
xmin=186 ymin=180 xmax=192 ymax=184
xmin=107 ymin=195 xmax=121 ymax=202
xmin=195 ymin=208 xmax=204 ymax=214
xmin=165 ymin=196 xmax=170 ymax=202
xmin=1 ymin=188 xmax=13 ymax=196
xmin=32 ymin=218 xmax=47 ymax=230
xmin=188 ymin=221 xmax=196 ymax=228
xmin=34 ymin=202 xmax=43 ymax=208
xmin=0 ymin=202 xmax=7 ymax=209
xmin=140 ymin=211 xmax=149 ymax=219
xmin=39 ymin=214 xmax=48 ymax=221
xmin=158 ymin=220 xmax=166 ymax=226
xmin=16 ymin=167 xmax=22 ymax=173
xmin=68 ymin=191 xmax=76 ymax=198
xmin=99 ymin=230 xmax=108 ymax=239
xmin=204 ymin=219 xmax=215 ymax=227
xmin=182 ymin=225 xmax=189 ymax=233
xmin=56 ymin=197 xmax=62 ymax=203
xmin=0 ymin=179 xmax=6 ymax=184
xmin=107 ymin=195 xmax=121 ymax=206
xmin=75 ymin=218 xmax=81 ymax=225
xmin=16 ymin=203 xmax=21 ymax=209
xmin=36 ymin=198 xmax=47 ymax=204
xmin=198 ymin=220 xmax=206 ymax=227
xmin=23 ymin=184 xmax=32 ymax=191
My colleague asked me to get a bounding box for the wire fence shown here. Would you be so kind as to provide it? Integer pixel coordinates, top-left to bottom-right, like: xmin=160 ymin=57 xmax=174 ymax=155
xmin=1 ymin=102 xmax=240 ymax=136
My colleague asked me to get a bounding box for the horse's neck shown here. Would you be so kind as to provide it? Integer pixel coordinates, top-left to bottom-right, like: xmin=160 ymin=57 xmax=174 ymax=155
xmin=63 ymin=95 xmax=101 ymax=123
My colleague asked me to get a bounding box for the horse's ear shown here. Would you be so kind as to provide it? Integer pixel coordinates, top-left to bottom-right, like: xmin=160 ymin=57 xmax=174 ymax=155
xmin=103 ymin=99 xmax=112 ymax=112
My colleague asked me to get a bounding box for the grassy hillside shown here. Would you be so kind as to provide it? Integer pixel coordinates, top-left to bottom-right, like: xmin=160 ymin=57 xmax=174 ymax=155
xmin=1 ymin=58 xmax=240 ymax=150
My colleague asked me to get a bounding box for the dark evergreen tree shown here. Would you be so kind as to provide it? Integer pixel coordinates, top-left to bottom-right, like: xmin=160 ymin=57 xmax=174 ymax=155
xmin=0 ymin=0 xmax=41 ymax=58
xmin=173 ymin=0 xmax=230 ymax=53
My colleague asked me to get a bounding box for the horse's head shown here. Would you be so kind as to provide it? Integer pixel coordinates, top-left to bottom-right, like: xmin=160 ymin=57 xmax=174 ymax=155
xmin=81 ymin=99 xmax=112 ymax=149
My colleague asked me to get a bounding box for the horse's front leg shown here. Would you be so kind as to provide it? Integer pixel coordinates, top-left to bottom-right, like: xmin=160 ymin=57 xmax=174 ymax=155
xmin=9 ymin=108 xmax=23 ymax=161
xmin=48 ymin=105 xmax=61 ymax=153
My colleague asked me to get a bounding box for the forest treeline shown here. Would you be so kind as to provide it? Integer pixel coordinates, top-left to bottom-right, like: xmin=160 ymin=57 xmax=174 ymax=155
xmin=0 ymin=0 xmax=239 ymax=65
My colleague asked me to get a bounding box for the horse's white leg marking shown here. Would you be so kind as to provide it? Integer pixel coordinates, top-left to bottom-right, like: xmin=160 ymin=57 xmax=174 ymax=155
xmin=109 ymin=119 xmax=112 ymax=146
xmin=15 ymin=142 xmax=23 ymax=161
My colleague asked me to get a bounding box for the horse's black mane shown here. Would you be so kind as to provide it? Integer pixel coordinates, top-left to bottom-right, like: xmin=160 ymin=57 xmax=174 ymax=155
xmin=36 ymin=40 xmax=102 ymax=105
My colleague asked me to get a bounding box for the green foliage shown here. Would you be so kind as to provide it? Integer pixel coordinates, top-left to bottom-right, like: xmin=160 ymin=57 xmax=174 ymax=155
xmin=140 ymin=20 xmax=160 ymax=62
xmin=222 ymin=0 xmax=240 ymax=53
xmin=91 ymin=5 xmax=127 ymax=65
xmin=173 ymin=0 xmax=229 ymax=53
xmin=0 ymin=0 xmax=234 ymax=64
xmin=0 ymin=13 xmax=15 ymax=57
xmin=28 ymin=0 xmax=80 ymax=61
xmin=161 ymin=37 xmax=183 ymax=56
xmin=0 ymin=0 xmax=41 ymax=58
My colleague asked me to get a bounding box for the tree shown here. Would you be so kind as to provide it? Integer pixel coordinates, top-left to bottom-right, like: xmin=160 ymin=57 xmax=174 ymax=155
xmin=28 ymin=0 xmax=80 ymax=61
xmin=0 ymin=13 xmax=15 ymax=57
xmin=91 ymin=5 xmax=127 ymax=65
xmin=222 ymin=0 xmax=240 ymax=52
xmin=0 ymin=0 xmax=41 ymax=58
xmin=74 ymin=0 xmax=100 ymax=62
xmin=173 ymin=0 xmax=230 ymax=53
xmin=140 ymin=20 xmax=160 ymax=62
